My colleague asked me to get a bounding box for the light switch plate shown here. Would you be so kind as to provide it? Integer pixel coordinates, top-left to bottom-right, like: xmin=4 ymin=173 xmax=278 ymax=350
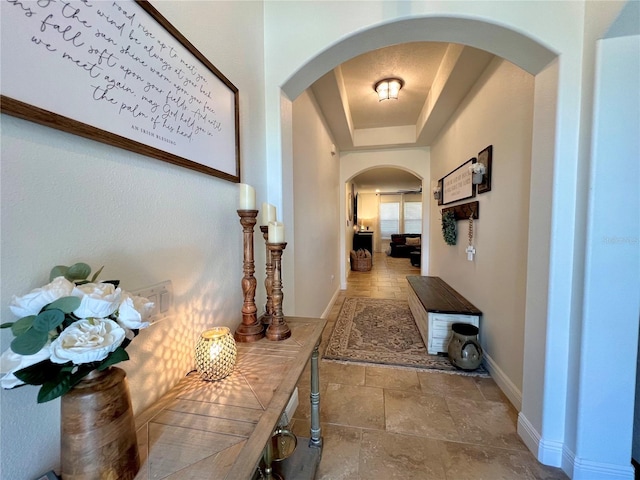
xmin=131 ymin=280 xmax=173 ymax=324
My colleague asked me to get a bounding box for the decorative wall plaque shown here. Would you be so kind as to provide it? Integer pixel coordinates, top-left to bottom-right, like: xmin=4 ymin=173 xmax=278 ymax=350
xmin=1 ymin=0 xmax=240 ymax=182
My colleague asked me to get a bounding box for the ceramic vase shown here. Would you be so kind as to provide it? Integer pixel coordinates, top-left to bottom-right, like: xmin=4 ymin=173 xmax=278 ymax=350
xmin=447 ymin=323 xmax=483 ymax=371
xmin=60 ymin=367 xmax=140 ymax=480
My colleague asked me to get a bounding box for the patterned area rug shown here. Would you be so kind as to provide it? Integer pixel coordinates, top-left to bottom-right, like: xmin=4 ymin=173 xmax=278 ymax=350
xmin=324 ymin=297 xmax=488 ymax=376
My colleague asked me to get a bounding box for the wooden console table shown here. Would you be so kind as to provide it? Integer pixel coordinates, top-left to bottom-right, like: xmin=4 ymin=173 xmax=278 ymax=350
xmin=134 ymin=316 xmax=326 ymax=480
xmin=407 ymin=276 xmax=481 ymax=355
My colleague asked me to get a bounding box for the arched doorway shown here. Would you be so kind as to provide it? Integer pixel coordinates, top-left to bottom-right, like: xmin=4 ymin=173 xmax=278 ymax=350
xmin=275 ymin=12 xmax=565 ymax=471
xmin=343 ymin=164 xmax=427 ymax=285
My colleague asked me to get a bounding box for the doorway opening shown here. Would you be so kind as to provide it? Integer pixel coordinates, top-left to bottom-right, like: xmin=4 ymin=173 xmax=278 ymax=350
xmin=284 ymin=13 xmax=561 ymax=470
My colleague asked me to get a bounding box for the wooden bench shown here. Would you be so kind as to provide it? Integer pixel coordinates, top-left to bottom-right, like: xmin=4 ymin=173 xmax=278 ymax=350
xmin=407 ymin=276 xmax=482 ymax=355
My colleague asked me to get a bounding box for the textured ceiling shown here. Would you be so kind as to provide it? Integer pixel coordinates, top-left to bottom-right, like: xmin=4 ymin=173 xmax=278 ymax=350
xmin=341 ymin=42 xmax=448 ymax=129
xmin=309 ymin=41 xmax=494 ymax=191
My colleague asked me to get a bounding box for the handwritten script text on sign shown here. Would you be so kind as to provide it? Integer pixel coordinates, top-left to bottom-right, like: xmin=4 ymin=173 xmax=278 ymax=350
xmin=3 ymin=0 xmax=236 ymax=174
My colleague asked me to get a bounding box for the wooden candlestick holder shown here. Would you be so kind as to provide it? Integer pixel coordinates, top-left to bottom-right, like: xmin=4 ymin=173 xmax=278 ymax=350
xmin=259 ymin=226 xmax=274 ymax=328
xmin=265 ymin=242 xmax=291 ymax=341
xmin=234 ymin=210 xmax=265 ymax=343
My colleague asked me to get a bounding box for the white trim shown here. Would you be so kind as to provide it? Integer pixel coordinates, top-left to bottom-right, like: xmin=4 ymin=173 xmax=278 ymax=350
xmin=517 ymin=412 xmax=542 ymax=458
xmin=539 ymin=437 xmax=564 ymax=466
xmin=517 ymin=412 xmax=564 ymax=468
xmin=321 ymin=287 xmax=341 ymax=319
xmin=482 ymin=352 xmax=522 ymax=410
xmin=562 ymin=446 xmax=576 ymax=479
xmin=485 ymin=354 xmax=569 ymax=468
xmin=515 ymin=414 xmax=634 ymax=480
xmin=572 ymin=457 xmax=635 ymax=480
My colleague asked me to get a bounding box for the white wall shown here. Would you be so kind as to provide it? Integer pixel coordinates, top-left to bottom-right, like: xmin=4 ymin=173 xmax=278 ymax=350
xmin=429 ymin=58 xmax=534 ymax=407
xmin=520 ymin=57 xmax=558 ymax=461
xmin=0 ymin=2 xmax=266 ymax=479
xmin=291 ymin=90 xmax=341 ymax=317
xmin=569 ymin=33 xmax=639 ymax=479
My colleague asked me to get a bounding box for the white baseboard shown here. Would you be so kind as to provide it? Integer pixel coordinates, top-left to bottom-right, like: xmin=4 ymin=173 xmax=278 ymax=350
xmin=539 ymin=437 xmax=564 ymax=466
xmin=517 ymin=412 xmax=563 ymax=467
xmin=571 ymin=457 xmax=635 ymax=480
xmin=562 ymin=447 xmax=576 ymax=478
xmin=482 ymin=352 xmax=522 ymax=411
xmin=517 ymin=413 xmax=541 ymax=459
xmin=518 ymin=414 xmax=634 ymax=479
xmin=321 ymin=287 xmax=341 ymax=319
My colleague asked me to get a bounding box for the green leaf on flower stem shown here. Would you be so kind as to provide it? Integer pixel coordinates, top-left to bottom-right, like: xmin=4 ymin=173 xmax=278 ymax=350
xmin=49 ymin=265 xmax=69 ymax=281
xmin=10 ymin=316 xmax=34 ymax=336
xmin=98 ymin=347 xmax=129 ymax=370
xmin=0 ymin=322 xmax=14 ymax=329
xmin=66 ymin=263 xmax=91 ymax=281
xmin=90 ymin=265 xmax=104 ymax=282
xmin=37 ymin=365 xmax=97 ymax=403
xmin=45 ymin=296 xmax=80 ymax=314
xmin=33 ymin=309 xmax=65 ymax=332
xmin=14 ymin=360 xmax=64 ymax=386
xmin=37 ymin=373 xmax=74 ymax=403
xmin=10 ymin=328 xmax=49 ymax=355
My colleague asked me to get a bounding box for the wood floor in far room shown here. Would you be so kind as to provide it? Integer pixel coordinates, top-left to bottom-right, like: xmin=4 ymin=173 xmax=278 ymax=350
xmin=291 ymin=252 xmax=568 ymax=480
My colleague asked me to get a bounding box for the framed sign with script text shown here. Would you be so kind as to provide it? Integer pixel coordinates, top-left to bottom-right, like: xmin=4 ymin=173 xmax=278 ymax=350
xmin=1 ymin=0 xmax=240 ymax=182
xmin=441 ymin=158 xmax=477 ymax=205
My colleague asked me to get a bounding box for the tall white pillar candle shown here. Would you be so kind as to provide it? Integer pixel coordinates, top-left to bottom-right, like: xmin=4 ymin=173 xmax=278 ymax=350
xmin=268 ymin=221 xmax=285 ymax=243
xmin=262 ymin=203 xmax=277 ymax=224
xmin=238 ymin=184 xmax=256 ymax=210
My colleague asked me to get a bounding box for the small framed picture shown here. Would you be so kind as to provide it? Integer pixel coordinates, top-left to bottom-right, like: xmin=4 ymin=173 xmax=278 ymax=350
xmin=477 ymin=145 xmax=493 ymax=194
xmin=35 ymin=471 xmax=60 ymax=480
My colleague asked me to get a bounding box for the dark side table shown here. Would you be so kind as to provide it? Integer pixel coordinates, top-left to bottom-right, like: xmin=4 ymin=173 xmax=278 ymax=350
xmin=410 ymin=249 xmax=421 ymax=267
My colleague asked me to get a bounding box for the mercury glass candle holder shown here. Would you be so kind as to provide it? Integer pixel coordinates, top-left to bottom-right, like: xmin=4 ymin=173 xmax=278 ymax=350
xmin=195 ymin=327 xmax=237 ymax=381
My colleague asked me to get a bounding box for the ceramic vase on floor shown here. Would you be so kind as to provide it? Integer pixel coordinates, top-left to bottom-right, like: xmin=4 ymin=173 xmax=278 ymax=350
xmin=447 ymin=323 xmax=483 ymax=371
xmin=60 ymin=367 xmax=140 ymax=480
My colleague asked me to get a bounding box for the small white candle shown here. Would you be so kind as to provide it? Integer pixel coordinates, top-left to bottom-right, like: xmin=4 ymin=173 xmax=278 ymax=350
xmin=238 ymin=184 xmax=256 ymax=210
xmin=262 ymin=203 xmax=276 ymax=224
xmin=268 ymin=221 xmax=285 ymax=243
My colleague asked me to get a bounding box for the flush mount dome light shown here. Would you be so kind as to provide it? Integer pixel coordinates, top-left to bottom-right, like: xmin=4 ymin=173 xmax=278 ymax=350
xmin=374 ymin=78 xmax=404 ymax=101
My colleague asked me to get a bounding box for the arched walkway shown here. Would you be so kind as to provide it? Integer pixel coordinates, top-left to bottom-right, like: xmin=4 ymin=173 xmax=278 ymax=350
xmin=273 ymin=5 xmax=637 ymax=476
xmin=276 ymin=12 xmax=564 ymax=472
xmin=342 ymin=158 xmax=429 ymax=282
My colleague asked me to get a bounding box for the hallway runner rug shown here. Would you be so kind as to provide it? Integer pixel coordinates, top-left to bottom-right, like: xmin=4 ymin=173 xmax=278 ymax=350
xmin=323 ymin=297 xmax=489 ymax=376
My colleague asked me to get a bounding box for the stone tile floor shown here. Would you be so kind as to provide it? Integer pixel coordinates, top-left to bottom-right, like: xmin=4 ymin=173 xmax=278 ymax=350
xmin=291 ymin=253 xmax=568 ymax=480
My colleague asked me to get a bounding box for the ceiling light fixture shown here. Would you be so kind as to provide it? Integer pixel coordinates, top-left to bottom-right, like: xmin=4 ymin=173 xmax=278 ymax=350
xmin=374 ymin=78 xmax=404 ymax=101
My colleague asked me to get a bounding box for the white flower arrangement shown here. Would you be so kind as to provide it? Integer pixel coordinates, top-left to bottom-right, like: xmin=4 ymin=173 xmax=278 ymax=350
xmin=469 ymin=162 xmax=486 ymax=175
xmin=0 ymin=263 xmax=153 ymax=402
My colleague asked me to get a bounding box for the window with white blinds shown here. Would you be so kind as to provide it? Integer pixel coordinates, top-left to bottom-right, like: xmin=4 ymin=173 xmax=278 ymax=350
xmin=379 ymin=202 xmax=399 ymax=238
xmin=403 ymin=201 xmax=422 ymax=234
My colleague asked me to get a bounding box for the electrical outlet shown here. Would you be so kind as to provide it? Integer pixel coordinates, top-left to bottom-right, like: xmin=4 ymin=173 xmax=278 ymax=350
xmin=131 ymin=280 xmax=173 ymax=324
